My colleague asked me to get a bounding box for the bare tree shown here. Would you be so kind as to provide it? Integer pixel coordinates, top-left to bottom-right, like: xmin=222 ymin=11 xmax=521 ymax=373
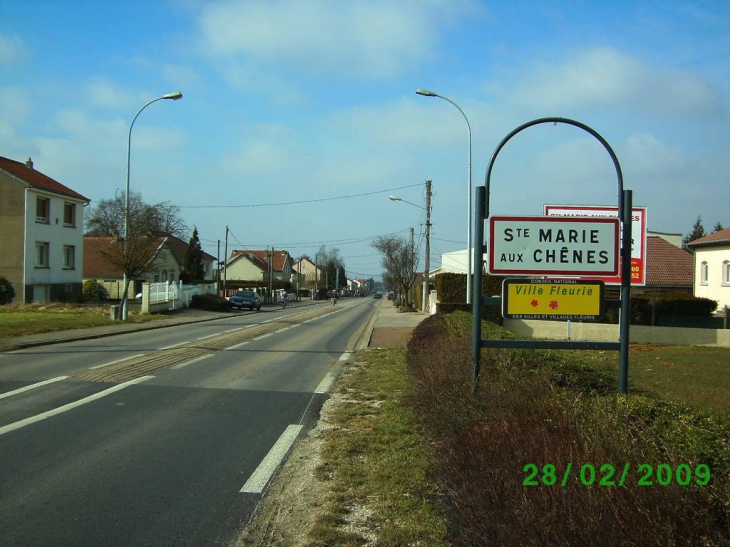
xmin=85 ymin=192 xmax=188 ymax=239
xmin=371 ymin=234 xmax=418 ymax=309
xmin=86 ymin=192 xmax=188 ymax=317
xmin=316 ymin=244 xmax=346 ymax=289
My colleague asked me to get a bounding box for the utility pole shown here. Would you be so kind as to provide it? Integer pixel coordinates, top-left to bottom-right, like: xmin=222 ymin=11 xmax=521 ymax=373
xmin=268 ymin=247 xmax=274 ymax=303
xmin=423 ymin=180 xmax=432 ymax=314
xmin=217 ymin=239 xmax=221 ymax=294
xmin=410 ymin=226 xmax=415 ymax=308
xmin=223 ymin=226 xmax=228 ymax=297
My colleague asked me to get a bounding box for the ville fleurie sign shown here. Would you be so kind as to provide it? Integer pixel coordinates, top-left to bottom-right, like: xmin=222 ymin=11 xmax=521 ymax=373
xmin=488 ymin=215 xmax=620 ymax=276
xmin=502 ymin=278 xmax=605 ymax=321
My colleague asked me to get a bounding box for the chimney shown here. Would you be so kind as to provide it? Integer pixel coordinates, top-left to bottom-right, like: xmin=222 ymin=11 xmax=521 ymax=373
xmin=25 ymin=157 xmax=34 ymax=169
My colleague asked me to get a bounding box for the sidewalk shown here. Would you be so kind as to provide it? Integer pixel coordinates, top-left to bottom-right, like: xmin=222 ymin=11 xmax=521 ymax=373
xmin=1 ymin=299 xmax=430 ymax=352
xmin=367 ymin=299 xmax=429 ymax=348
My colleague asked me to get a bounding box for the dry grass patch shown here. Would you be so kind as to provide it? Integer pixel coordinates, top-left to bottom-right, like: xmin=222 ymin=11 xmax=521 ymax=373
xmin=0 ymin=302 xmax=163 ymax=339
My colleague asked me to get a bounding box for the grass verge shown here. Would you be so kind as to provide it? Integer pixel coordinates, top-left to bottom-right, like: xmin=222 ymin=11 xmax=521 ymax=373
xmin=0 ymin=302 xmax=164 ymax=339
xmin=266 ymin=312 xmax=729 ymax=545
xmin=307 ymin=347 xmax=449 ymax=546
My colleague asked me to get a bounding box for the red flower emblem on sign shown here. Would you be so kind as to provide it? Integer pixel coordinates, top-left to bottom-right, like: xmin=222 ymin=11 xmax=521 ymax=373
xmin=549 ymin=300 xmax=559 ymax=310
xmin=531 ymin=300 xmax=539 ymax=307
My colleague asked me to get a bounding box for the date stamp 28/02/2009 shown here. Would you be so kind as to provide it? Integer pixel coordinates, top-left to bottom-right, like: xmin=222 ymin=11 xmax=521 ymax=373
xmin=523 ymin=463 xmax=711 ymax=487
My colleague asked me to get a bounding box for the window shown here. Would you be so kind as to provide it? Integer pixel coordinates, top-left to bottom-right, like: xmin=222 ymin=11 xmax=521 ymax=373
xmin=700 ymin=261 xmax=709 ymax=285
xmin=35 ymin=242 xmax=49 ymax=268
xmin=723 ymin=261 xmax=730 ymax=286
xmin=36 ymin=197 xmax=50 ymax=223
xmin=63 ymin=245 xmax=75 ymax=269
xmin=63 ymin=202 xmax=76 ymax=227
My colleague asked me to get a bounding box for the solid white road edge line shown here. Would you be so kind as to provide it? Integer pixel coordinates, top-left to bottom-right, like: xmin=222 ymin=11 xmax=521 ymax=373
xmin=240 ymin=424 xmax=303 ymax=494
xmin=0 ymin=376 xmax=68 ymax=400
xmin=0 ymin=375 xmax=154 ymax=437
xmin=90 ymin=353 xmax=146 ymax=369
xmin=314 ymin=352 xmax=352 ymax=394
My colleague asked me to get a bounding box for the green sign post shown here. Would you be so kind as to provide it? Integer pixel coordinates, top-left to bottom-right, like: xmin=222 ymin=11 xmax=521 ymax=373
xmin=471 ymin=117 xmax=632 ymax=395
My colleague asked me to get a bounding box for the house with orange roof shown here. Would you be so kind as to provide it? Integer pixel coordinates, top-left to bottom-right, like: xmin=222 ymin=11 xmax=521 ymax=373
xmin=637 ymin=235 xmax=694 ymax=295
xmin=83 ymin=235 xmax=216 ymax=299
xmin=224 ymin=249 xmax=293 ymax=284
xmin=685 ymin=227 xmax=730 ymax=311
xmin=0 ymin=156 xmax=90 ymax=303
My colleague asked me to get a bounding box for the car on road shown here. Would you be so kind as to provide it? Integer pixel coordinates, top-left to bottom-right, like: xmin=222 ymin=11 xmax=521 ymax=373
xmin=229 ymin=290 xmax=262 ymax=311
xmin=373 ymin=292 xmax=382 ymax=299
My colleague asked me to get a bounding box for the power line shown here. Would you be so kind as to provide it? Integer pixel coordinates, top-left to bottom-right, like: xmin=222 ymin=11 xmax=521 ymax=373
xmin=178 ymin=183 xmax=423 ymax=209
xmin=210 ymin=229 xmax=411 ymax=250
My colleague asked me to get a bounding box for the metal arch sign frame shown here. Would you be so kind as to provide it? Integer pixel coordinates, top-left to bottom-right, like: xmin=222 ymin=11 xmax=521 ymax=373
xmin=471 ymin=117 xmax=633 ymax=394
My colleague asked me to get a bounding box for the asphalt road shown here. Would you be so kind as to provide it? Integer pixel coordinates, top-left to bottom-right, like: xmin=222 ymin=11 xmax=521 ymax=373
xmin=0 ymin=298 xmax=377 ymax=547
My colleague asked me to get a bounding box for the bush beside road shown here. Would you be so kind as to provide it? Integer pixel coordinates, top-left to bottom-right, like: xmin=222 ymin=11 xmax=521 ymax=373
xmin=241 ymin=311 xmax=730 ymax=546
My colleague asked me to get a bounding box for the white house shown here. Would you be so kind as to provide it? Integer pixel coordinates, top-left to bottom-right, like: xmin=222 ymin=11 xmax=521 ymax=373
xmin=437 ymin=248 xmax=477 ymax=275
xmin=0 ymin=156 xmax=89 ymax=303
xmin=686 ymin=227 xmax=730 ymax=312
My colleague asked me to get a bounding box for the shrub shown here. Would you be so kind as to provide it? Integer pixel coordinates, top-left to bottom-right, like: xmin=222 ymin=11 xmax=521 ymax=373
xmin=654 ymin=292 xmax=718 ymax=317
xmin=405 ymin=311 xmax=730 ymax=546
xmin=82 ymin=279 xmax=108 ymax=302
xmin=0 ymin=276 xmax=15 ymax=305
xmin=190 ymin=294 xmax=229 ymax=311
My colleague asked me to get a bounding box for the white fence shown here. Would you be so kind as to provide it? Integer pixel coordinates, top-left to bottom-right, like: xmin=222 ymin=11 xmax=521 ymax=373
xmin=142 ymin=281 xmax=217 ymax=313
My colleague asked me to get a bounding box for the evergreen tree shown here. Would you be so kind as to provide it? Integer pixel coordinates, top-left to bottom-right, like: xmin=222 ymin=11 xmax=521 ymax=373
xmin=683 ymin=215 xmax=706 ymax=246
xmin=182 ymin=227 xmax=206 ymax=283
xmin=0 ymin=276 xmax=15 ymax=305
xmin=712 ymin=222 xmax=724 ymax=233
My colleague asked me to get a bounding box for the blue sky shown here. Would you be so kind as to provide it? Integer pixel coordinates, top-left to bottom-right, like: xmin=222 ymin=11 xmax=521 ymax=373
xmin=1 ymin=0 xmax=728 ymax=280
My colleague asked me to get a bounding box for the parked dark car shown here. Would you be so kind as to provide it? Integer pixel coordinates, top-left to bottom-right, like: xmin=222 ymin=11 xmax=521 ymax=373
xmin=229 ymin=290 xmax=262 ymax=311
xmin=314 ymin=289 xmax=329 ymax=300
xmin=373 ymin=292 xmax=382 ymax=299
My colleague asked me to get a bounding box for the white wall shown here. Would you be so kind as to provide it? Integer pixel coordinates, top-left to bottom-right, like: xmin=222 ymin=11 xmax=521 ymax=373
xmin=694 ymin=245 xmax=730 ymax=310
xmin=24 ymin=190 xmax=86 ymax=299
xmin=440 ymin=249 xmax=473 ymax=274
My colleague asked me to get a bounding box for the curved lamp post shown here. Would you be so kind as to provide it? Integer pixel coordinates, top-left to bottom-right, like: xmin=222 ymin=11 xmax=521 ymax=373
xmin=389 ymin=181 xmax=432 ymax=313
xmin=416 ymin=88 xmax=472 ymax=304
xmin=121 ymin=91 xmax=183 ymax=320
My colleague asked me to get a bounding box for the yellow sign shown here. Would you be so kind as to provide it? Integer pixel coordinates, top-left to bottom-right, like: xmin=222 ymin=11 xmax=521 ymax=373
xmin=502 ymin=279 xmax=604 ymax=321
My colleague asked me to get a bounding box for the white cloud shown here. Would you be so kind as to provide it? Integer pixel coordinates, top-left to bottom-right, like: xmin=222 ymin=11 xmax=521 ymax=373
xmin=0 ymin=86 xmax=31 ymax=124
xmin=498 ymin=47 xmax=724 ymax=118
xmin=195 ymin=0 xmax=480 ymax=80
xmin=85 ymin=77 xmax=137 ymax=110
xmin=0 ymin=32 xmax=26 ymax=64
xmin=624 ymin=132 xmax=689 ymax=173
xmin=162 ymin=63 xmax=201 ymax=89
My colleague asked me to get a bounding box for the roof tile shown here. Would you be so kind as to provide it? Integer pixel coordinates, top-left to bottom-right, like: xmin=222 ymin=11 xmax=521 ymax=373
xmin=686 ymin=227 xmax=730 ymax=247
xmin=0 ymin=156 xmax=89 ymax=202
xmin=645 ymin=236 xmax=693 ymax=287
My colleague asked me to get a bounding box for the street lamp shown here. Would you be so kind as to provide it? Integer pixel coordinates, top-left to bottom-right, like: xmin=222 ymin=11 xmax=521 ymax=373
xmin=121 ymin=91 xmax=183 ymax=320
xmin=416 ymin=88 xmax=473 ymax=304
xmin=389 ymin=180 xmax=432 ymax=313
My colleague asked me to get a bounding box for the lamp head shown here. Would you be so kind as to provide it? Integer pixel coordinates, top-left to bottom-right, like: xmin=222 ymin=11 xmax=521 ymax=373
xmin=415 ymin=88 xmax=436 ymax=97
xmin=389 ymin=195 xmax=401 ymax=201
xmin=163 ymin=92 xmax=183 ymax=100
